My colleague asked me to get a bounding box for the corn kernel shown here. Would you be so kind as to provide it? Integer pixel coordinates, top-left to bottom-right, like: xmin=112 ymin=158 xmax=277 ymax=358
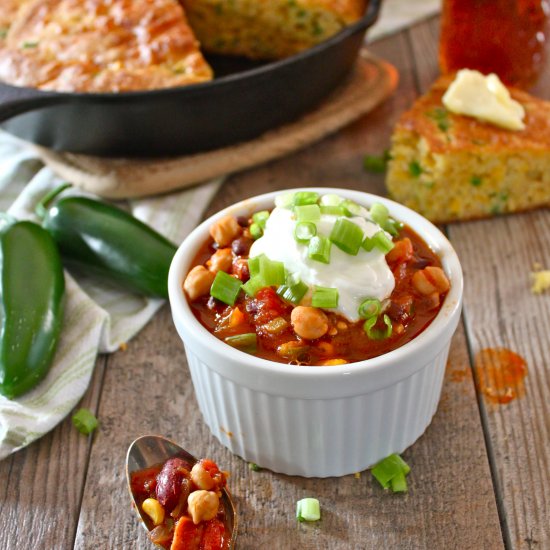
xmin=142 ymin=498 xmax=165 ymax=526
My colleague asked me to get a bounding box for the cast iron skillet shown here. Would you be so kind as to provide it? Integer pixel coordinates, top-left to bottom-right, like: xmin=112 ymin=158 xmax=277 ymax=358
xmin=0 ymin=0 xmax=382 ymax=157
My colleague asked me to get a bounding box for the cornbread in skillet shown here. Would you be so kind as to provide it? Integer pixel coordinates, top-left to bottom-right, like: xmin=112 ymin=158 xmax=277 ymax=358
xmin=182 ymin=0 xmax=368 ymax=59
xmin=386 ymin=75 xmax=550 ymax=223
xmin=0 ymin=0 xmax=213 ymax=92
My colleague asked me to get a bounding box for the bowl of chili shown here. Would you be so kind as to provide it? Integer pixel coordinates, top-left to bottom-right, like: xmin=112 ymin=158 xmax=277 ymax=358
xmin=168 ymin=188 xmax=463 ymax=477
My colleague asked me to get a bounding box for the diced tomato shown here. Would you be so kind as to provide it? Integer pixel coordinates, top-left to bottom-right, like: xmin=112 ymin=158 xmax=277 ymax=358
xmin=248 ymin=287 xmax=289 ymax=325
xmin=171 ymin=517 xmax=204 ymax=550
xmin=200 ymin=518 xmax=225 ymax=550
xmin=130 ymin=465 xmax=160 ymax=500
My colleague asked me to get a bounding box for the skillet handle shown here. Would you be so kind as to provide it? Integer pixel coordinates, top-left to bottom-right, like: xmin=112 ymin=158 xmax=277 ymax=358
xmin=0 ymin=83 xmax=64 ymax=123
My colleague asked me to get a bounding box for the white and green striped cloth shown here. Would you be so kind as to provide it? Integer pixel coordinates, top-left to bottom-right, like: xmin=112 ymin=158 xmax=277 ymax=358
xmin=0 ymin=132 xmax=222 ymax=459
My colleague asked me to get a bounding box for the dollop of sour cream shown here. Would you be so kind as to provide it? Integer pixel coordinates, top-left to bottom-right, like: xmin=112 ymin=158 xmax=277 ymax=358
xmin=249 ymin=200 xmax=396 ymax=322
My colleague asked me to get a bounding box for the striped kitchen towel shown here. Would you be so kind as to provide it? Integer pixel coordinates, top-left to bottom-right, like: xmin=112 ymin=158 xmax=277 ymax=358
xmin=0 ymin=132 xmax=222 ymax=459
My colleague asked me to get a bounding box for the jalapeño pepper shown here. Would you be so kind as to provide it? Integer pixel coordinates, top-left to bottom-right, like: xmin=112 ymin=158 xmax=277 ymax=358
xmin=36 ymin=184 xmax=177 ymax=299
xmin=0 ymin=218 xmax=65 ymax=399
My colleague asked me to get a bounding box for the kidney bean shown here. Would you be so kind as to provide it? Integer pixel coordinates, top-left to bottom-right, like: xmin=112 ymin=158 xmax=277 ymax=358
xmin=236 ymin=216 xmax=250 ymax=227
xmin=231 ymin=236 xmax=253 ymax=256
xmin=155 ymin=457 xmax=191 ymax=512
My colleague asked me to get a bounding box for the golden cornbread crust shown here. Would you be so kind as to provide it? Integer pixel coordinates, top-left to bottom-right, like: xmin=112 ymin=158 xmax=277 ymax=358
xmin=0 ymin=0 xmax=213 ymax=92
xmin=182 ymin=0 xmax=368 ymax=60
xmin=386 ymin=75 xmax=550 ymax=223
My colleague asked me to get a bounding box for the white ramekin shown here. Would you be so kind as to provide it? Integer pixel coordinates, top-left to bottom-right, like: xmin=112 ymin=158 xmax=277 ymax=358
xmin=168 ymin=188 xmax=463 ymax=477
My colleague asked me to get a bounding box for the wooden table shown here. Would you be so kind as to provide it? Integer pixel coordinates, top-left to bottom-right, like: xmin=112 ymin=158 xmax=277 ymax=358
xmin=2 ymin=15 xmax=549 ymax=550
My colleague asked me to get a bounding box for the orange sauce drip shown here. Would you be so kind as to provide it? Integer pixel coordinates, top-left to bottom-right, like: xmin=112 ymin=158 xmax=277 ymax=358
xmin=474 ymin=348 xmax=528 ymax=404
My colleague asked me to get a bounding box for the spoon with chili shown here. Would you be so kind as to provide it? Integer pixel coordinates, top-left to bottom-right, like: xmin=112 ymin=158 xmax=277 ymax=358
xmin=126 ymin=435 xmax=237 ymax=550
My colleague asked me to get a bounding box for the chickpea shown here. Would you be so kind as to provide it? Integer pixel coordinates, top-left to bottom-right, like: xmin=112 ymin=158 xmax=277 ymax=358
xmin=190 ymin=461 xmax=215 ymax=491
xmin=187 ymin=490 xmax=219 ymax=524
xmin=412 ymin=266 xmax=450 ymax=295
xmin=207 ymin=248 xmax=233 ymax=274
xmin=210 ymin=215 xmax=242 ymax=247
xmin=290 ymin=306 xmax=329 ymax=340
xmin=183 ymin=266 xmax=215 ymax=301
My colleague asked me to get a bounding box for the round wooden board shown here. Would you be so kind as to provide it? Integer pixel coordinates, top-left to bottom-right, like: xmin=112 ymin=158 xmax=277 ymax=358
xmin=34 ymin=51 xmax=398 ymax=199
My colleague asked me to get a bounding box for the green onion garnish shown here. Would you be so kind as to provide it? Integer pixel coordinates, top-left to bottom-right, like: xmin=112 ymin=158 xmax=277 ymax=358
xmin=248 ymin=255 xmax=263 ymax=278
xmin=409 ymin=160 xmax=423 ymax=177
xmin=319 ymin=194 xmax=342 ymax=206
xmin=330 ymin=218 xmax=364 ymax=255
xmin=369 ymin=202 xmax=389 ymax=227
xmin=362 ymin=231 xmax=394 ymax=254
xmin=224 ymin=333 xmax=257 ymax=353
xmin=294 ymin=221 xmax=317 ymax=243
xmin=277 ymin=279 xmax=309 ymax=305
xmin=320 ymin=205 xmax=345 ymax=216
xmin=341 ymin=199 xmax=362 ymax=217
xmin=210 ymin=271 xmax=242 ymax=305
xmin=241 ymin=276 xmax=266 ymax=297
xmin=371 ymin=453 xmax=411 ymax=493
xmin=308 ymin=235 xmax=331 ymax=264
xmin=384 ymin=218 xmax=404 ymax=237
xmin=250 ymin=222 xmax=263 ymax=240
xmin=363 ymin=152 xmax=390 ymax=173
xmin=275 ymin=192 xmax=296 ymax=208
xmin=311 ymin=286 xmax=339 ymax=308
xmin=72 ymin=408 xmax=99 ymax=435
xmin=296 ymin=498 xmax=321 ymax=522
xmin=248 ymin=462 xmax=262 ymax=471
xmin=295 ymin=204 xmax=321 ymax=222
xmin=252 ymin=210 xmax=270 ymax=229
xmin=259 ymin=255 xmax=286 ymax=286
xmin=363 ymin=314 xmax=393 ymax=340
xmin=358 ymin=298 xmax=381 ymax=319
xmin=293 ymin=191 xmax=319 ymax=206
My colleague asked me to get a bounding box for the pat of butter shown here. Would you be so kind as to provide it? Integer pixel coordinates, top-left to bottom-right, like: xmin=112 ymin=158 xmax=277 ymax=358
xmin=442 ymin=69 xmax=525 ymax=131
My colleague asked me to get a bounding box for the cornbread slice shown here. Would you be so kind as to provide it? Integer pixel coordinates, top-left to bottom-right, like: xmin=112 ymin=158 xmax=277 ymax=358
xmin=386 ymin=75 xmax=550 ymax=223
xmin=0 ymin=0 xmax=213 ymax=92
xmin=182 ymin=0 xmax=368 ymax=59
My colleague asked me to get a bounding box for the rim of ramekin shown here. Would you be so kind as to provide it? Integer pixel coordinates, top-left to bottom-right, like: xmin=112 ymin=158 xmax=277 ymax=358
xmin=168 ymin=188 xmax=463 ymax=384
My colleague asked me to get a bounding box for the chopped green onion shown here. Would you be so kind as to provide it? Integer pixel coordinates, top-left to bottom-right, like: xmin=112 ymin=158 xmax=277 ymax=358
xmin=296 ymin=498 xmax=321 ymax=522
xmin=248 ymin=255 xmax=263 ymax=278
xmin=369 ymin=202 xmax=389 ymax=227
xmin=224 ymin=333 xmax=257 ymax=353
xmin=72 ymin=408 xmax=99 ymax=435
xmin=250 ymin=222 xmax=263 ymax=240
xmin=241 ymin=276 xmax=266 ymax=297
xmin=362 ymin=231 xmax=394 ymax=254
xmin=259 ymin=255 xmax=286 ymax=286
xmin=371 ymin=453 xmax=410 ymax=492
xmin=248 ymin=462 xmax=262 ymax=471
xmin=320 ymin=193 xmax=342 ymax=206
xmin=384 ymin=218 xmax=404 ymax=237
xmin=277 ymin=279 xmax=309 ymax=305
xmin=275 ymin=192 xmax=296 ymax=208
xmin=294 ymin=221 xmax=317 ymax=243
xmin=307 ymin=235 xmax=331 ymax=264
xmin=252 ymin=210 xmax=270 ymax=228
xmin=295 ymin=204 xmax=321 ymax=222
xmin=363 ymin=314 xmax=393 ymax=340
xmin=311 ymin=286 xmax=339 ymax=308
xmin=363 ymin=152 xmax=390 ymax=173
xmin=293 ymin=191 xmax=319 ymax=206
xmin=358 ymin=298 xmax=381 ymax=319
xmin=320 ymin=204 xmax=345 ymax=216
xmin=330 ymin=218 xmax=364 ymax=255
xmin=210 ymin=271 xmax=242 ymax=305
xmin=341 ymin=199 xmax=362 ymax=217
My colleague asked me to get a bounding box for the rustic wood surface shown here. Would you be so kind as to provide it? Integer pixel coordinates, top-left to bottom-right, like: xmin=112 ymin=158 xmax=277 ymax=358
xmin=1 ymin=15 xmax=549 ymax=550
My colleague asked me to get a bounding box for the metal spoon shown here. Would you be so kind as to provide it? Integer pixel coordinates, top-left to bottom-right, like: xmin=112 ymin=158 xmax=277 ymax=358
xmin=126 ymin=434 xmax=237 ymax=549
